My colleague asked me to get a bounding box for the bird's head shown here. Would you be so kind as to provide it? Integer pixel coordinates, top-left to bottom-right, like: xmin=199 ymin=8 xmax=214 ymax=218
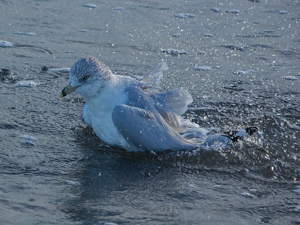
xmin=60 ymin=56 xmax=112 ymax=99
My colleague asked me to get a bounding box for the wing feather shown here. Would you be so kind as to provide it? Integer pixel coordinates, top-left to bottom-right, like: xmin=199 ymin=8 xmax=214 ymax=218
xmin=112 ymin=104 xmax=197 ymax=152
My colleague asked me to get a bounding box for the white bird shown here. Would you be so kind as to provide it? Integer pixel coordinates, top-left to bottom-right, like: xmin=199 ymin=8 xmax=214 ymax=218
xmin=60 ymin=56 xmax=257 ymax=152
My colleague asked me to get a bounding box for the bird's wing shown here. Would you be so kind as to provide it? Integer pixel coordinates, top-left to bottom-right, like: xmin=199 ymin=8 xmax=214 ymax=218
xmin=154 ymin=89 xmax=193 ymax=116
xmin=124 ymin=87 xmax=187 ymax=131
xmin=139 ymin=62 xmax=192 ymax=116
xmin=141 ymin=62 xmax=168 ymax=89
xmin=111 ymin=104 xmax=197 ymax=152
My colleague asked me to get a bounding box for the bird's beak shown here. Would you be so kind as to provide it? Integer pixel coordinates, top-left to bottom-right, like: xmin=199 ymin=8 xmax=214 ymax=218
xmin=60 ymin=83 xmax=79 ymax=98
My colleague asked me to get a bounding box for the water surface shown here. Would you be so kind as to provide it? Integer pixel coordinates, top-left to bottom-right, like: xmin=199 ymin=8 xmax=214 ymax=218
xmin=0 ymin=0 xmax=300 ymax=224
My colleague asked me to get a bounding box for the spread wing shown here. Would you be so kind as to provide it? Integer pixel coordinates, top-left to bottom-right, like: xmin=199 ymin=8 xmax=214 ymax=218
xmin=111 ymin=87 xmax=198 ymax=152
xmin=141 ymin=62 xmax=168 ymax=90
xmin=112 ymin=104 xmax=197 ymax=152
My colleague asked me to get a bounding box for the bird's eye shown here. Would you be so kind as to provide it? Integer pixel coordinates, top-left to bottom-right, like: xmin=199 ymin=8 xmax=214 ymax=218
xmin=84 ymin=75 xmax=90 ymax=80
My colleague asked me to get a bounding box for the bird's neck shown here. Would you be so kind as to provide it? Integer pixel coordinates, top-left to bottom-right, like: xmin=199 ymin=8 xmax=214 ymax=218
xmin=85 ymin=75 xmax=126 ymax=114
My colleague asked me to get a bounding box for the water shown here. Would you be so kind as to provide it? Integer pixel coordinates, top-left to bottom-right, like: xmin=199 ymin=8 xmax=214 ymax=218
xmin=0 ymin=0 xmax=300 ymax=224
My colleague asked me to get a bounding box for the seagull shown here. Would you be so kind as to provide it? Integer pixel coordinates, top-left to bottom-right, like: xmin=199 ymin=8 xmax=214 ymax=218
xmin=60 ymin=56 xmax=257 ymax=152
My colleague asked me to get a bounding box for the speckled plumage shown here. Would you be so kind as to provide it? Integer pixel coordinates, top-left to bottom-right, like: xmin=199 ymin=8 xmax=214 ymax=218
xmin=69 ymin=56 xmax=112 ymax=98
xmin=70 ymin=56 xmax=112 ymax=81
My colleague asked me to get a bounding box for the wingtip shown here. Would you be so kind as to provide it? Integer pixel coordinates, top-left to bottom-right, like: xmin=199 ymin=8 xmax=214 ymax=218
xmin=161 ymin=62 xmax=169 ymax=71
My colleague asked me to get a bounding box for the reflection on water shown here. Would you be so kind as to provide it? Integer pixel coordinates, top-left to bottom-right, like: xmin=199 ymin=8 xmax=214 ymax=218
xmin=0 ymin=0 xmax=300 ymax=224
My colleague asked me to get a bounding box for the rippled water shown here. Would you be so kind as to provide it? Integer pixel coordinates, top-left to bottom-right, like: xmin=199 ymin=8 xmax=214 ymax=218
xmin=1 ymin=0 xmax=300 ymax=224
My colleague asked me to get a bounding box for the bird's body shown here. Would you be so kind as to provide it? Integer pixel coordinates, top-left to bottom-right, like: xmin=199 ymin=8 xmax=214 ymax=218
xmin=60 ymin=56 xmax=258 ymax=152
xmin=81 ymin=75 xmax=136 ymax=149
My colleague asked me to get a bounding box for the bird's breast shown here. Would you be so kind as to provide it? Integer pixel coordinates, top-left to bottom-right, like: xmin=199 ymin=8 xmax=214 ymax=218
xmin=91 ymin=112 xmax=124 ymax=146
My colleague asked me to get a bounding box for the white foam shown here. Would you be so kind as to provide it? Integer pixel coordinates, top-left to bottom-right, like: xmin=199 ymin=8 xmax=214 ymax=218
xmin=14 ymin=81 xmax=39 ymax=87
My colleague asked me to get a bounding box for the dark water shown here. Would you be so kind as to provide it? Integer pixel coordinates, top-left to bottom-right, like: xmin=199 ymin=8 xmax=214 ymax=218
xmin=1 ymin=0 xmax=300 ymax=224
